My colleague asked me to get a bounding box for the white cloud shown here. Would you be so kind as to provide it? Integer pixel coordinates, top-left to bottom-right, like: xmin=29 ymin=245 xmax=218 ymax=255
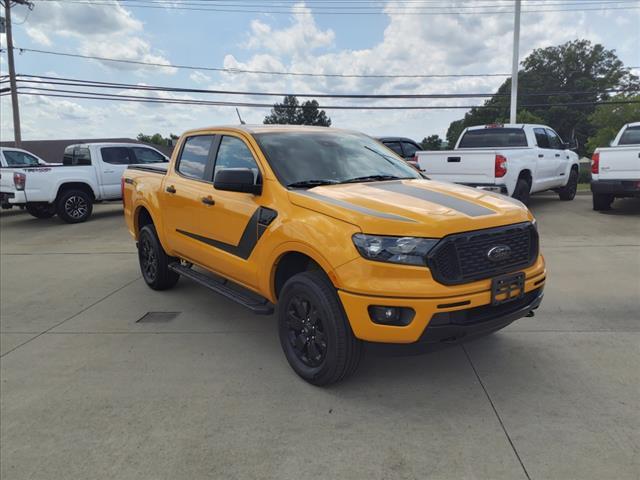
xmin=189 ymin=71 xmax=213 ymax=84
xmin=15 ymin=1 xmax=174 ymax=74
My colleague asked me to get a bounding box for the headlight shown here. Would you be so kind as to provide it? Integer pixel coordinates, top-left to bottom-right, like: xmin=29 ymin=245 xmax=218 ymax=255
xmin=352 ymin=234 xmax=438 ymax=266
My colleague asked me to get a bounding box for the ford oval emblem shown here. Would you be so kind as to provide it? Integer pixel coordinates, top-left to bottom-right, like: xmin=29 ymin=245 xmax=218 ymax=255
xmin=487 ymin=245 xmax=512 ymax=262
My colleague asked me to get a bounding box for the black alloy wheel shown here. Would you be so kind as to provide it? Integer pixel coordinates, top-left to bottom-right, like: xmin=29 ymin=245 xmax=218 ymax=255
xmin=138 ymin=225 xmax=180 ymax=290
xmin=278 ymin=271 xmax=363 ymax=386
xmin=285 ymin=294 xmax=328 ymax=368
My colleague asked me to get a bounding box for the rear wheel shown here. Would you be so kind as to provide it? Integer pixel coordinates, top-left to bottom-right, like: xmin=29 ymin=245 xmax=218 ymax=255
xmin=558 ymin=168 xmax=578 ymax=201
xmin=138 ymin=225 xmax=180 ymax=290
xmin=278 ymin=271 xmax=363 ymax=386
xmin=593 ymin=193 xmax=614 ymax=211
xmin=56 ymin=189 xmax=93 ymax=223
xmin=26 ymin=203 xmax=56 ymax=219
xmin=512 ymin=178 xmax=531 ymax=205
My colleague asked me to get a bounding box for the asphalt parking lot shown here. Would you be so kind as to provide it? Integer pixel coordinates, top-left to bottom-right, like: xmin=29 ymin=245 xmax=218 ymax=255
xmin=1 ymin=194 xmax=639 ymax=480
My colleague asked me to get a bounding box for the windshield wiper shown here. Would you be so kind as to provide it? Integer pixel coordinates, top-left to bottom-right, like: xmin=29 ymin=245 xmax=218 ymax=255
xmin=287 ymin=179 xmax=339 ymax=188
xmin=340 ymin=174 xmax=410 ymax=184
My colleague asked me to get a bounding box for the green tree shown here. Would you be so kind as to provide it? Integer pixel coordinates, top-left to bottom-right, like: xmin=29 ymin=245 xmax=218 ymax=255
xmin=586 ymin=93 xmax=640 ymax=154
xmin=420 ymin=134 xmax=443 ymax=150
xmin=263 ymin=95 xmax=331 ymax=126
xmin=445 ymin=40 xmax=639 ymax=156
xmin=136 ymin=133 xmax=178 ymax=147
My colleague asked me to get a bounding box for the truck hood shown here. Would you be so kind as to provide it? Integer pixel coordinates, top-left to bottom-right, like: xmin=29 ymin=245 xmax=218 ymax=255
xmin=288 ymin=179 xmax=532 ymax=237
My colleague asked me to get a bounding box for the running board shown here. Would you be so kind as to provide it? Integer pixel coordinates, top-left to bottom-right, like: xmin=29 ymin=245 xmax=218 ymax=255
xmin=168 ymin=263 xmax=274 ymax=315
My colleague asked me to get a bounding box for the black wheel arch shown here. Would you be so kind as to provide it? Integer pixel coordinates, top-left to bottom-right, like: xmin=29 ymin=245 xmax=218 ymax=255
xmin=55 ymin=182 xmax=96 ymax=202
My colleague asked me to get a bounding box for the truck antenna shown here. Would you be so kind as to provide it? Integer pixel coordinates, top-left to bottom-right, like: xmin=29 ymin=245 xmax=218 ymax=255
xmin=235 ymin=108 xmax=246 ymax=125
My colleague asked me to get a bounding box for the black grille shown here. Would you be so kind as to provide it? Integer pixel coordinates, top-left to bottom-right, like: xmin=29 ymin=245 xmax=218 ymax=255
xmin=427 ymin=222 xmax=538 ymax=285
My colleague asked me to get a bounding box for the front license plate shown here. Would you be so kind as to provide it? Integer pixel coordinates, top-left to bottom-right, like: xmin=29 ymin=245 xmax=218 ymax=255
xmin=491 ymin=272 xmax=525 ymax=306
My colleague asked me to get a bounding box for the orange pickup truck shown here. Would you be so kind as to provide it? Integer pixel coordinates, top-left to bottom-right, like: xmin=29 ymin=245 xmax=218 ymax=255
xmin=122 ymin=125 xmax=546 ymax=385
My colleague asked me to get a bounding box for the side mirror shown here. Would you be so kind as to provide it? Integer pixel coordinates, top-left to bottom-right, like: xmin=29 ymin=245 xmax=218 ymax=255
xmin=214 ymin=168 xmax=262 ymax=195
xmin=564 ymin=139 xmax=579 ymax=151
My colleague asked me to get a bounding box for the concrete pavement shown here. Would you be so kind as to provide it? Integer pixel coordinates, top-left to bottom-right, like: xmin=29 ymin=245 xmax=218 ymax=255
xmin=1 ymin=195 xmax=639 ymax=479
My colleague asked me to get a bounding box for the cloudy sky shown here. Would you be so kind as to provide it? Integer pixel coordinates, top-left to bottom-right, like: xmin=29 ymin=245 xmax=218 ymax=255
xmin=1 ymin=0 xmax=638 ymax=143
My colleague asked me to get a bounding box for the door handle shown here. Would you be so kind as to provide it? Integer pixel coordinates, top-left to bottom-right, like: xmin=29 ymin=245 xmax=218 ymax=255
xmin=201 ymin=196 xmax=215 ymax=206
xmin=165 ymin=185 xmax=176 ymax=194
xmin=538 ymin=154 xmax=544 ymax=158
xmin=555 ymin=153 xmax=560 ymax=157
xmin=104 ymin=170 xmax=115 ymax=173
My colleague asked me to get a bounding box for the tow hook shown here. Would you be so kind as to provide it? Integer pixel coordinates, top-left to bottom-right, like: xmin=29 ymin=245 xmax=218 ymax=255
xmin=525 ymin=310 xmax=535 ymax=317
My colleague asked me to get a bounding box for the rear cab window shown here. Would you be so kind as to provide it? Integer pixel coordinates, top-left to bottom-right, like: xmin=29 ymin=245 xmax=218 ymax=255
xmin=618 ymin=126 xmax=640 ymax=145
xmin=458 ymin=128 xmax=528 ymax=148
xmin=176 ymin=135 xmax=215 ymax=181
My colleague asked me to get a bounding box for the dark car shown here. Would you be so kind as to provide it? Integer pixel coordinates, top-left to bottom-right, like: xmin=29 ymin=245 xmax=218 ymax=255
xmin=376 ymin=137 xmax=422 ymax=167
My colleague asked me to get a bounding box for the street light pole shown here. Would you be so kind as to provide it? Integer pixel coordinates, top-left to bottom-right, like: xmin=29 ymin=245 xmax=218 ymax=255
xmin=510 ymin=0 xmax=521 ymax=124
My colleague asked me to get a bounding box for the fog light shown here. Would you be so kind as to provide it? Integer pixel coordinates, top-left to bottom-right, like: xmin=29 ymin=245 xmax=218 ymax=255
xmin=368 ymin=306 xmax=415 ymax=326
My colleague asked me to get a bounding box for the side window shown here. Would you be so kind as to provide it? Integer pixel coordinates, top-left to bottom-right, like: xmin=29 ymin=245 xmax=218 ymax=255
xmin=75 ymin=147 xmax=92 ymax=165
xmin=401 ymin=142 xmax=420 ymax=157
xmin=101 ymin=147 xmax=133 ymax=165
xmin=214 ymin=136 xmax=259 ymax=182
xmin=545 ymin=129 xmax=563 ymax=149
xmin=177 ymin=135 xmax=214 ymax=180
xmin=534 ymin=128 xmax=550 ymax=149
xmin=132 ymin=147 xmax=166 ymax=164
xmin=383 ymin=142 xmax=403 ymax=156
xmin=3 ymin=150 xmax=40 ymax=166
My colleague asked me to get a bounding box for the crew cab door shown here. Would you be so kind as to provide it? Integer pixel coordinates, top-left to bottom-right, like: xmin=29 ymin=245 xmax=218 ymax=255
xmin=161 ymin=133 xmax=264 ymax=288
xmin=96 ymin=147 xmax=130 ymax=199
xmin=532 ymin=128 xmax=558 ymax=190
xmin=544 ymin=128 xmax=569 ymax=187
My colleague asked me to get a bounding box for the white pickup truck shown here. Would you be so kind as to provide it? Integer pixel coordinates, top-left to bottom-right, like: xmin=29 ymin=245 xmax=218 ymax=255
xmin=0 ymin=143 xmax=168 ymax=222
xmin=415 ymin=124 xmax=580 ymax=204
xmin=590 ymin=122 xmax=640 ymax=211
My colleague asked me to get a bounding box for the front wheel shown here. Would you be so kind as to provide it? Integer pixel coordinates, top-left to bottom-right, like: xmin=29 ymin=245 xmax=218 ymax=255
xmin=26 ymin=204 xmax=56 ymax=219
xmin=558 ymin=169 xmax=578 ymax=201
xmin=138 ymin=225 xmax=180 ymax=290
xmin=56 ymin=189 xmax=93 ymax=223
xmin=278 ymin=271 xmax=363 ymax=386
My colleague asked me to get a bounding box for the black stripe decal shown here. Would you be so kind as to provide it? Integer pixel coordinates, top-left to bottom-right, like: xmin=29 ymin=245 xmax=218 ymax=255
xmin=367 ymin=182 xmax=495 ymax=217
xmin=293 ymin=190 xmax=416 ymax=223
xmin=177 ymin=207 xmax=276 ymax=259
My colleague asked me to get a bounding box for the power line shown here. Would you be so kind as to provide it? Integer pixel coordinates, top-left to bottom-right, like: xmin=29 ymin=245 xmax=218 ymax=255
xmin=35 ymin=0 xmax=640 ymax=15
xmin=14 ymin=75 xmax=637 ymax=99
xmin=13 ymin=87 xmax=640 ymax=110
xmin=9 ymin=47 xmax=640 ymax=79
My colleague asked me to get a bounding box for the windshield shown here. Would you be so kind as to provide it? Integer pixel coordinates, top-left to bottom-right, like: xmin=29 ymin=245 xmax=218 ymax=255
xmin=618 ymin=126 xmax=640 ymax=145
xmin=3 ymin=150 xmax=41 ymax=166
xmin=458 ymin=128 xmax=528 ymax=148
xmin=255 ymin=131 xmax=420 ymax=187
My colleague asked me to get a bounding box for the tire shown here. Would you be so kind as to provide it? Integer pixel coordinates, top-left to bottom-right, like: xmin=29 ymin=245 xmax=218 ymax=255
xmin=558 ymin=168 xmax=578 ymax=201
xmin=26 ymin=203 xmax=56 ymax=219
xmin=512 ymin=177 xmax=531 ymax=205
xmin=278 ymin=271 xmax=363 ymax=386
xmin=56 ymin=189 xmax=93 ymax=223
xmin=138 ymin=225 xmax=180 ymax=290
xmin=593 ymin=193 xmax=614 ymax=211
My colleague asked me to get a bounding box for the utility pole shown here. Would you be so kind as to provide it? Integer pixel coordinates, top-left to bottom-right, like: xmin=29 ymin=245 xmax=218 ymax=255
xmin=3 ymin=0 xmax=33 ymax=146
xmin=509 ymin=0 xmax=521 ymax=124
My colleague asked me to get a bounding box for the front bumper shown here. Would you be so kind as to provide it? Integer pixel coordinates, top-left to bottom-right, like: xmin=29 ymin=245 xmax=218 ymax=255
xmin=338 ymin=268 xmax=546 ymax=344
xmin=591 ymin=179 xmax=640 ymax=197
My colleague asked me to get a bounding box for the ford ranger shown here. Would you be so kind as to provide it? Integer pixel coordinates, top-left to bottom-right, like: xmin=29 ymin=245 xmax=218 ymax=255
xmin=591 ymin=122 xmax=640 ymax=210
xmin=415 ymin=124 xmax=580 ymax=204
xmin=122 ymin=125 xmax=546 ymax=385
xmin=0 ymin=143 xmax=167 ymax=222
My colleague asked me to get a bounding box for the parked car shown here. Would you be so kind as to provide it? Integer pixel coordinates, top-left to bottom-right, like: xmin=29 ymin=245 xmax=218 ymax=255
xmin=377 ymin=137 xmax=423 ymax=167
xmin=415 ymin=124 xmax=580 ymax=204
xmin=122 ymin=125 xmax=545 ymax=385
xmin=0 ymin=143 xmax=168 ymax=222
xmin=1 ymin=147 xmax=54 ymax=209
xmin=590 ymin=122 xmax=640 ymax=210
